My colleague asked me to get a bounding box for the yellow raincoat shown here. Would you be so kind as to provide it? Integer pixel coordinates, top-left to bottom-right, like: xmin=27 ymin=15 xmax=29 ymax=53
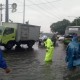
xmin=44 ymin=38 xmax=54 ymax=62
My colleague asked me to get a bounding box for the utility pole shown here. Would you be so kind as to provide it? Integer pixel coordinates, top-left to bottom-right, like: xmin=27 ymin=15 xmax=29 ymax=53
xmin=5 ymin=0 xmax=9 ymax=22
xmin=23 ymin=0 xmax=25 ymax=24
xmin=0 ymin=4 xmax=2 ymax=25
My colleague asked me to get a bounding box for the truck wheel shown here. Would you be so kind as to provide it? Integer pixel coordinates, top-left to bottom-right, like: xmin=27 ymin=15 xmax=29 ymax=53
xmin=27 ymin=41 xmax=35 ymax=49
xmin=5 ymin=42 xmax=15 ymax=50
xmin=27 ymin=43 xmax=32 ymax=49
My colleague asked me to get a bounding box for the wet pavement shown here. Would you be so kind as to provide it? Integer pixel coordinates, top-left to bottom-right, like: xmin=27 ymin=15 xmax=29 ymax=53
xmin=0 ymin=41 xmax=80 ymax=80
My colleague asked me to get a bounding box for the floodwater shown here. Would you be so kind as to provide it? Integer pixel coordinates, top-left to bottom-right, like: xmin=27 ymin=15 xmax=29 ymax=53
xmin=0 ymin=42 xmax=80 ymax=80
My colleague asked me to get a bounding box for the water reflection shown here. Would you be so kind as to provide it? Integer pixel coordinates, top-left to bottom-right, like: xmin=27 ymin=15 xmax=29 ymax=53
xmin=0 ymin=47 xmax=56 ymax=80
xmin=1 ymin=42 xmax=80 ymax=80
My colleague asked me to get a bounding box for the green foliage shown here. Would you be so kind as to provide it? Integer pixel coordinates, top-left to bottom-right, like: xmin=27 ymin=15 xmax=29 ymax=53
xmin=71 ymin=17 xmax=80 ymax=26
xmin=50 ymin=19 xmax=70 ymax=34
xmin=50 ymin=17 xmax=80 ymax=35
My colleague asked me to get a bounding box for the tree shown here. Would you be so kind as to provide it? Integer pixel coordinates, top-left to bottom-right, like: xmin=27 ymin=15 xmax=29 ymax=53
xmin=50 ymin=19 xmax=70 ymax=34
xmin=71 ymin=17 xmax=80 ymax=26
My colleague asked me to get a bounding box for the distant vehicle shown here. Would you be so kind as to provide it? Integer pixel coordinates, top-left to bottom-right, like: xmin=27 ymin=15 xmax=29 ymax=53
xmin=63 ymin=26 xmax=80 ymax=45
xmin=63 ymin=35 xmax=73 ymax=45
xmin=65 ymin=26 xmax=80 ymax=36
xmin=38 ymin=35 xmax=47 ymax=46
xmin=58 ymin=36 xmax=64 ymax=41
xmin=0 ymin=22 xmax=40 ymax=50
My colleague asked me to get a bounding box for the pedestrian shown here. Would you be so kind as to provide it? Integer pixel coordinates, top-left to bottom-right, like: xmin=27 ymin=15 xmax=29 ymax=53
xmin=44 ymin=37 xmax=54 ymax=62
xmin=51 ymin=34 xmax=57 ymax=46
xmin=0 ymin=50 xmax=10 ymax=73
xmin=65 ymin=35 xmax=80 ymax=71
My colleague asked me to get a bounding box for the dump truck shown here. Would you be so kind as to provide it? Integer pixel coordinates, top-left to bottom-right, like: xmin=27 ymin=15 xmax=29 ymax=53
xmin=0 ymin=22 xmax=40 ymax=50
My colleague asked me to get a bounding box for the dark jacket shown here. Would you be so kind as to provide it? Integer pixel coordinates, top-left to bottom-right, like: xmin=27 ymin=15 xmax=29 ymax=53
xmin=0 ymin=50 xmax=7 ymax=69
xmin=51 ymin=35 xmax=56 ymax=46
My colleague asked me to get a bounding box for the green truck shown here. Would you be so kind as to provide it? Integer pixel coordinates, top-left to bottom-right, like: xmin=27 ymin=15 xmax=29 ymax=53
xmin=0 ymin=22 xmax=40 ymax=50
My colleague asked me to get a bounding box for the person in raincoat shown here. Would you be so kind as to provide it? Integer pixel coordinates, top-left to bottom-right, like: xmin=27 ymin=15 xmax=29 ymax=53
xmin=51 ymin=34 xmax=57 ymax=46
xmin=0 ymin=50 xmax=10 ymax=73
xmin=66 ymin=35 xmax=80 ymax=70
xmin=44 ymin=37 xmax=54 ymax=62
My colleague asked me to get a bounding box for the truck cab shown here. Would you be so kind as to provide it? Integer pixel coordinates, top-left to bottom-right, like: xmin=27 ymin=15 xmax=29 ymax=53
xmin=0 ymin=26 xmax=16 ymax=49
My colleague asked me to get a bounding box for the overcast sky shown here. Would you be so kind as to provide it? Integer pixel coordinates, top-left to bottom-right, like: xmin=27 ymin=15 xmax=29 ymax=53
xmin=0 ymin=0 xmax=80 ymax=33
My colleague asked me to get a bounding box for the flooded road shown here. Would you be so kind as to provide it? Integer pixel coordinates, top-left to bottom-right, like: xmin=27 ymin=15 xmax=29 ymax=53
xmin=0 ymin=41 xmax=80 ymax=80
